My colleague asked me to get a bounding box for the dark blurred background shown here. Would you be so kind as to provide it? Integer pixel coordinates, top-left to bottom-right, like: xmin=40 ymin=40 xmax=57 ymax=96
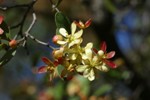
xmin=0 ymin=0 xmax=150 ymax=100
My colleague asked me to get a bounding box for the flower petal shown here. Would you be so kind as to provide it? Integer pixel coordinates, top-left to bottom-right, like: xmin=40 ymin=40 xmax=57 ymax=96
xmin=101 ymin=65 xmax=109 ymax=72
xmin=59 ymin=28 xmax=68 ymax=37
xmin=85 ymin=49 xmax=92 ymax=60
xmin=92 ymin=56 xmax=98 ymax=64
xmin=100 ymin=41 xmax=107 ymax=52
xmin=38 ymin=66 xmax=47 ymax=73
xmin=74 ymin=29 xmax=83 ymax=39
xmin=71 ymin=54 xmax=77 ymax=60
xmin=104 ymin=60 xmax=117 ymax=68
xmin=106 ymin=51 xmax=115 ymax=59
xmin=74 ymin=39 xmax=82 ymax=44
xmin=88 ymin=69 xmax=95 ymax=81
xmin=83 ymin=68 xmax=91 ymax=78
xmin=57 ymin=40 xmax=67 ymax=45
xmin=76 ymin=65 xmax=88 ymax=72
xmin=68 ymin=41 xmax=75 ymax=48
xmin=42 ymin=57 xmax=53 ymax=66
xmin=82 ymin=54 xmax=88 ymax=59
xmin=71 ymin=22 xmax=76 ymax=34
xmin=85 ymin=42 xmax=93 ymax=50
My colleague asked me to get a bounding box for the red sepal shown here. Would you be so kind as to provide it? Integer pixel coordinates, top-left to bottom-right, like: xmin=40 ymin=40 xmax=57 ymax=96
xmin=38 ymin=66 xmax=47 ymax=73
xmin=85 ymin=18 xmax=92 ymax=28
xmin=42 ymin=57 xmax=52 ymax=65
xmin=100 ymin=41 xmax=107 ymax=52
xmin=106 ymin=51 xmax=115 ymax=59
xmin=104 ymin=60 xmax=117 ymax=68
xmin=93 ymin=48 xmax=98 ymax=54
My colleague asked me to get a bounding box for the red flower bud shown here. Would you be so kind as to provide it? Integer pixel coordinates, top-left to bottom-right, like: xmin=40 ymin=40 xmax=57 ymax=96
xmin=0 ymin=28 xmax=4 ymax=35
xmin=9 ymin=40 xmax=17 ymax=48
xmin=52 ymin=34 xmax=63 ymax=44
xmin=0 ymin=15 xmax=4 ymax=24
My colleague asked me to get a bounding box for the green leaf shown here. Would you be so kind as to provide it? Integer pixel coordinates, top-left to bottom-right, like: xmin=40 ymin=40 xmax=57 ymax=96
xmin=0 ymin=43 xmax=4 ymax=51
xmin=57 ymin=65 xmax=65 ymax=80
xmin=55 ymin=12 xmax=71 ymax=34
xmin=0 ymin=48 xmax=17 ymax=67
xmin=0 ymin=21 xmax=9 ymax=33
xmin=93 ymin=84 xmax=112 ymax=96
xmin=0 ymin=43 xmax=8 ymax=51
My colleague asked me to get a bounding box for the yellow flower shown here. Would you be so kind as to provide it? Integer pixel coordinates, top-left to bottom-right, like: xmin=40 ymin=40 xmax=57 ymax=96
xmin=93 ymin=41 xmax=116 ymax=69
xmin=57 ymin=22 xmax=83 ymax=48
xmin=76 ymin=42 xmax=111 ymax=81
xmin=76 ymin=43 xmax=97 ymax=81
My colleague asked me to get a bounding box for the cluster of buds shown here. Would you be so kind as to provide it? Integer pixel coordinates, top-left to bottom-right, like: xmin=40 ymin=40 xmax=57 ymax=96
xmin=38 ymin=19 xmax=117 ymax=81
xmin=0 ymin=15 xmax=17 ymax=49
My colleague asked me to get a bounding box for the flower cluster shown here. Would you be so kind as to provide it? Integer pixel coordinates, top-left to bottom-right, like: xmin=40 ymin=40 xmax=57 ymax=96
xmin=38 ymin=20 xmax=116 ymax=81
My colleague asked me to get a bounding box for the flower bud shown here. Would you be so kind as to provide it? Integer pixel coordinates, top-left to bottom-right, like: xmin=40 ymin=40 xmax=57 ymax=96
xmin=52 ymin=35 xmax=63 ymax=44
xmin=9 ymin=40 xmax=17 ymax=48
xmin=52 ymin=47 xmax=64 ymax=59
xmin=0 ymin=28 xmax=4 ymax=35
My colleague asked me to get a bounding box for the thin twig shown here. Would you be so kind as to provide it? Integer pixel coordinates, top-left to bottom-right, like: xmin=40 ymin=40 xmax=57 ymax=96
xmin=12 ymin=0 xmax=37 ymax=40
xmin=0 ymin=4 xmax=28 ymax=10
xmin=26 ymin=13 xmax=36 ymax=33
xmin=49 ymin=0 xmax=60 ymax=12
xmin=27 ymin=34 xmax=55 ymax=50
xmin=22 ymin=12 xmax=36 ymax=47
xmin=21 ymin=12 xmax=55 ymax=50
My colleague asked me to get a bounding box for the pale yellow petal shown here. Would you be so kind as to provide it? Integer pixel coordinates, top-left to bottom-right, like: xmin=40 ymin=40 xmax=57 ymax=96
xmin=71 ymin=54 xmax=77 ymax=60
xmin=88 ymin=69 xmax=95 ymax=81
xmin=82 ymin=54 xmax=88 ymax=60
xmin=76 ymin=65 xmax=88 ymax=72
xmin=95 ymin=65 xmax=101 ymax=70
xmin=101 ymin=65 xmax=109 ymax=72
xmin=83 ymin=68 xmax=91 ymax=78
xmin=71 ymin=22 xmax=76 ymax=34
xmin=85 ymin=49 xmax=92 ymax=60
xmin=92 ymin=56 xmax=98 ymax=64
xmin=59 ymin=28 xmax=68 ymax=37
xmin=85 ymin=42 xmax=93 ymax=50
xmin=74 ymin=29 xmax=83 ymax=39
xmin=68 ymin=41 xmax=75 ymax=48
xmin=57 ymin=40 xmax=67 ymax=45
xmin=74 ymin=39 xmax=82 ymax=44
